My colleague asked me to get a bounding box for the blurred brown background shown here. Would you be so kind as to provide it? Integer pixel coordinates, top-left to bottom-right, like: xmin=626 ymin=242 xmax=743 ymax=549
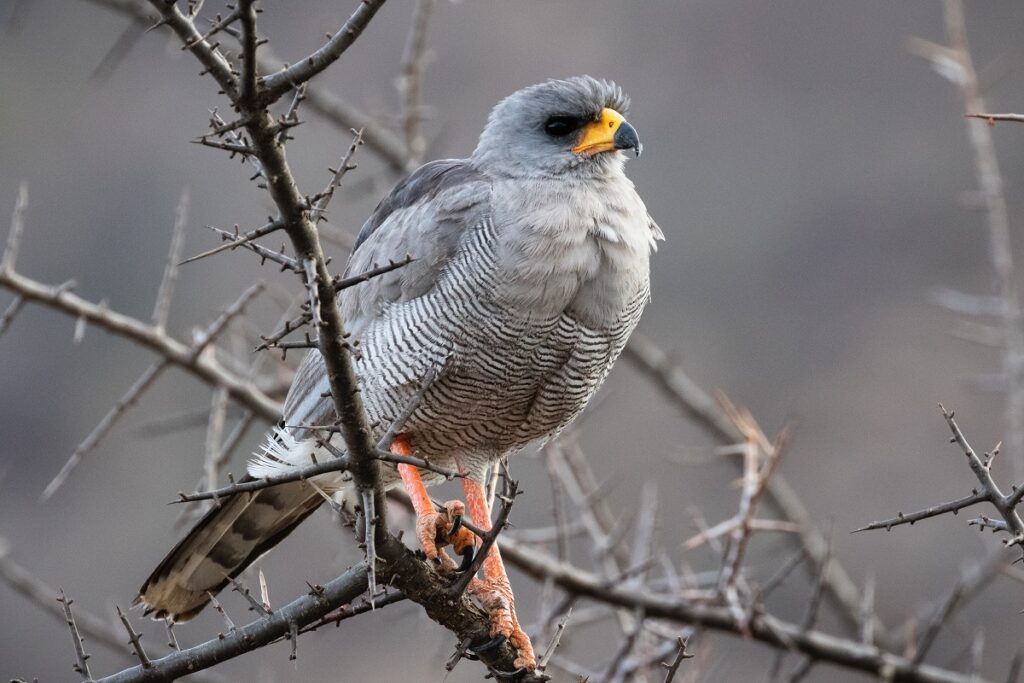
xmin=4 ymin=1 xmax=1024 ymax=680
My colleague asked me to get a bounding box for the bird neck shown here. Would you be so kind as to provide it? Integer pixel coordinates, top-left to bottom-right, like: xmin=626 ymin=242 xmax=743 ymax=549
xmin=487 ymin=174 xmax=652 ymax=321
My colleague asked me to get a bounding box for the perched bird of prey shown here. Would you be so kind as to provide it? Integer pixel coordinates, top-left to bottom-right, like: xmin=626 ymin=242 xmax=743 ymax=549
xmin=138 ymin=76 xmax=661 ymax=672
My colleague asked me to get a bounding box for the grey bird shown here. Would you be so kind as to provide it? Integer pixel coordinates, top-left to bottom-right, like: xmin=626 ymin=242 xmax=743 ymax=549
xmin=138 ymin=76 xmax=662 ymax=671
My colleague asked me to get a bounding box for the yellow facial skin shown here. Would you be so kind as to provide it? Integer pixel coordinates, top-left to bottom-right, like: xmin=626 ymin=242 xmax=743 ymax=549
xmin=572 ymin=108 xmax=628 ymax=156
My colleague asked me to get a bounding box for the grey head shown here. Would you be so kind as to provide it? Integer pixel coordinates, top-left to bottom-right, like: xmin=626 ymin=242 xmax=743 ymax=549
xmin=472 ymin=76 xmax=641 ymax=179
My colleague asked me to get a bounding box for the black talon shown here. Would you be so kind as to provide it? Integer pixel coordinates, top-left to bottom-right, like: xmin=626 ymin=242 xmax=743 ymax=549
xmin=456 ymin=546 xmax=474 ymax=572
xmin=414 ymin=548 xmax=427 ymax=561
xmin=468 ymin=633 xmax=506 ymax=655
xmin=489 ymin=666 xmax=527 ymax=680
xmin=449 ymin=514 xmax=463 ymax=536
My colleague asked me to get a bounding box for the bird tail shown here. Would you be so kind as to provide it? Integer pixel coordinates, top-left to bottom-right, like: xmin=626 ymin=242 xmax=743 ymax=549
xmin=135 ymin=480 xmax=323 ymax=621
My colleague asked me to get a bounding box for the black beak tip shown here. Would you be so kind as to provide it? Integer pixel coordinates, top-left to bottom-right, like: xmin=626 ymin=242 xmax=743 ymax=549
xmin=613 ymin=121 xmax=641 ymax=159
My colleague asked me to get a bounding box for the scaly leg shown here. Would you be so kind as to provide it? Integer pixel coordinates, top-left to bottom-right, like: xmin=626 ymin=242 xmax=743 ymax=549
xmin=462 ymin=476 xmax=536 ymax=671
xmin=394 ymin=436 xmax=475 ymax=570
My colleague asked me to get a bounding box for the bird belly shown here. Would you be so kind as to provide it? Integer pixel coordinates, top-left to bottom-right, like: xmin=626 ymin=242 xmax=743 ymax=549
xmin=358 ymin=287 xmax=647 ymax=467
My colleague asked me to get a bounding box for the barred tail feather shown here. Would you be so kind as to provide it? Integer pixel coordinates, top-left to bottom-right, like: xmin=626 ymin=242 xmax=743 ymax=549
xmin=136 ymin=480 xmax=323 ymax=621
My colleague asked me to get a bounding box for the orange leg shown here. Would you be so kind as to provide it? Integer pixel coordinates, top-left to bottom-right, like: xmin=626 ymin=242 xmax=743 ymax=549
xmin=462 ymin=476 xmax=536 ymax=671
xmin=393 ymin=437 xmax=474 ymax=568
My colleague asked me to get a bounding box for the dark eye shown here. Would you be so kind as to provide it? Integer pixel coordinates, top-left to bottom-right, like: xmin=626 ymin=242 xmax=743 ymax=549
xmin=543 ymin=115 xmax=580 ymax=138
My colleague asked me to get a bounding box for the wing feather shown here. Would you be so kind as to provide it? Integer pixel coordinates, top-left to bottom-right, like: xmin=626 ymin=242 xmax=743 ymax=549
xmin=282 ymin=158 xmax=490 ymax=430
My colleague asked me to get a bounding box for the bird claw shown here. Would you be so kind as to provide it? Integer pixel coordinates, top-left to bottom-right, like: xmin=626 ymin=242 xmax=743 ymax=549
xmin=468 ymin=633 xmax=506 ymax=655
xmin=456 ymin=546 xmax=474 ymax=572
xmin=449 ymin=513 xmax=463 ymax=536
xmin=489 ymin=666 xmax=528 ymax=680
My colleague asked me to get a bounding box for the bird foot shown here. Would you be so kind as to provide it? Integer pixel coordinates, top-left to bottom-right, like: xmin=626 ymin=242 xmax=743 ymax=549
xmin=416 ymin=499 xmax=477 ymax=572
xmin=467 ymin=575 xmax=536 ymax=671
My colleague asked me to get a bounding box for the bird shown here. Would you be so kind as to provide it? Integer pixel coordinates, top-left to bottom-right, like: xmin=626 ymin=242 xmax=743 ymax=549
xmin=136 ymin=75 xmax=662 ymax=673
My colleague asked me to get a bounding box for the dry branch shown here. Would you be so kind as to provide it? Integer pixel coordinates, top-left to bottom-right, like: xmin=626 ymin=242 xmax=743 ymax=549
xmin=498 ymin=536 xmax=992 ymax=683
xmin=0 ymin=267 xmax=281 ymax=421
xmin=97 ymin=563 xmax=369 ymax=683
xmin=856 ymin=407 xmax=1024 ymax=556
xmin=624 ymin=333 xmax=874 ymax=639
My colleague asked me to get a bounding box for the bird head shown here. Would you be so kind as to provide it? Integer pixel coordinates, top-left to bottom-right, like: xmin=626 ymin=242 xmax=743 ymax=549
xmin=472 ymin=76 xmax=641 ymax=179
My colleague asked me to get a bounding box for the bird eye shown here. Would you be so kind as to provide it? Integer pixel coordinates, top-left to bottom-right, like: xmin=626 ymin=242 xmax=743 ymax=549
xmin=543 ymin=116 xmax=580 ymax=138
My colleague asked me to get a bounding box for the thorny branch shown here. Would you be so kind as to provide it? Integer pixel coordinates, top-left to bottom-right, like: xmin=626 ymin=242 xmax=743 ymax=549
xmin=910 ymin=0 xmax=1024 ymax=483
xmin=101 ymin=1 xmax=538 ymax=679
xmin=857 ymin=406 xmax=1024 ymax=555
xmin=625 ymin=332 xmax=878 ymax=640
xmin=7 ymin=2 xmax=1023 ymax=683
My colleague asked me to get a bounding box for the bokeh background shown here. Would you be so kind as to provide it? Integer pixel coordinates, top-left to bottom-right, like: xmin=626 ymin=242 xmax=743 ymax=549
xmin=4 ymin=1 xmax=1024 ymax=680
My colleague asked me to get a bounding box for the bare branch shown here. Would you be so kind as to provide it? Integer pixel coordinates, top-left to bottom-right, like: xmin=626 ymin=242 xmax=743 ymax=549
xmin=966 ymin=113 xmax=1024 ymax=125
xmin=852 ymin=490 xmax=989 ymax=533
xmin=228 ymin=576 xmax=272 ymax=618
xmin=309 ymin=128 xmax=363 ymax=225
xmin=206 ymin=225 xmax=298 ymax=271
xmin=0 ymin=293 xmax=25 ymax=339
xmin=57 ymin=590 xmax=93 ymax=681
xmin=237 ymin=0 xmax=259 ymax=110
xmin=255 ymin=256 xmax=414 ymax=351
xmin=498 ymin=535 xmax=989 ymax=683
xmin=1 ymin=547 xmax=220 ymax=680
xmin=936 ymin=0 xmax=1024 ymax=482
xmin=660 ymin=637 xmax=693 ymax=683
xmin=180 ymin=220 xmax=283 ymax=266
xmin=143 ymin=0 xmax=237 ymax=99
xmin=40 ymin=360 xmax=169 ymax=502
xmin=152 ymin=187 xmax=189 ymax=330
xmin=97 ymin=563 xmax=369 ymax=682
xmin=259 ymin=0 xmax=388 ymax=103
xmin=536 ymin=607 xmax=572 ymax=673
xmin=301 ymin=76 xmax=410 ymax=171
xmin=624 ymin=333 xmax=872 ymax=638
xmin=116 ymin=606 xmax=151 ymax=669
xmin=0 ymin=267 xmax=281 ymax=421
xmin=204 ymin=388 xmax=228 ymax=492
xmin=85 ymin=0 xmax=410 ymax=171
xmin=398 ymin=0 xmax=434 ymax=164
xmin=2 ymin=181 xmax=28 ymax=274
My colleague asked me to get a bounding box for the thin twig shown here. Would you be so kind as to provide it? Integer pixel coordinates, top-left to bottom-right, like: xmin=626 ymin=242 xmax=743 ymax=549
xmin=938 ymin=0 xmax=1024 ymax=482
xmin=397 ymin=0 xmax=434 ymax=164
xmin=852 ymin=491 xmax=990 ymax=533
xmin=228 ymin=576 xmax=272 ymax=617
xmin=116 ymin=606 xmax=151 ymax=669
xmin=179 ymin=220 xmax=283 ymax=266
xmin=259 ymin=0 xmax=388 ymax=103
xmin=255 ymin=256 xmax=414 ymax=351
xmin=206 ymin=225 xmax=298 ymax=271
xmin=309 ymin=128 xmax=363 ymax=225
xmin=57 ymin=590 xmax=93 ymax=681
xmin=40 ymin=360 xmax=169 ymax=502
xmin=966 ymin=113 xmax=1024 ymax=125
xmin=152 ymin=187 xmax=189 ymax=330
xmin=0 ymin=293 xmax=24 ymax=338
xmin=660 ymin=637 xmax=692 ymax=683
xmin=536 ymin=607 xmax=572 ymax=672
xmin=624 ymin=333 xmax=874 ymax=639
xmin=2 ymin=181 xmax=28 ymax=274
xmin=0 ymin=267 xmax=281 ymax=420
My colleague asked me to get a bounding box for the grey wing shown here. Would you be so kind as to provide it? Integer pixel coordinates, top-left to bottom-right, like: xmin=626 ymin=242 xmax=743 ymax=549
xmin=282 ymin=158 xmax=491 ymax=430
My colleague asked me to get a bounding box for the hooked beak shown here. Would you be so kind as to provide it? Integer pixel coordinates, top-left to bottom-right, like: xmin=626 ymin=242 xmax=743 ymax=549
xmin=572 ymin=107 xmax=642 ymax=158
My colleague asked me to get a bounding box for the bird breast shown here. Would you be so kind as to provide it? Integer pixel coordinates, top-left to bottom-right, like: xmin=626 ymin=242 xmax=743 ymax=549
xmin=353 ymin=172 xmax=653 ymax=467
xmin=491 ymin=174 xmax=652 ymax=325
